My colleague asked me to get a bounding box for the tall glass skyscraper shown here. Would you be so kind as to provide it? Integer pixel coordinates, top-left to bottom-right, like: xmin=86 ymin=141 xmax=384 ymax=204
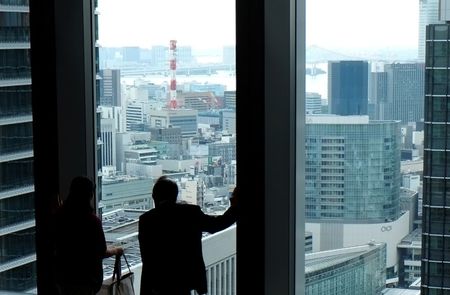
xmin=419 ymin=0 xmax=444 ymax=61
xmin=422 ymin=17 xmax=450 ymax=294
xmin=0 ymin=0 xmax=36 ymax=291
xmin=305 ymin=115 xmax=401 ymax=223
xmin=383 ymin=63 xmax=425 ymax=124
xmin=328 ymin=61 xmax=368 ymax=116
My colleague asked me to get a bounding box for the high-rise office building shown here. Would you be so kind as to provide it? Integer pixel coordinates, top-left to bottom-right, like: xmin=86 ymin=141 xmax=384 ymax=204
xmin=224 ymin=90 xmax=236 ymax=110
xmin=126 ymin=101 xmax=148 ymax=132
xmin=305 ymin=115 xmax=401 ymax=223
xmin=148 ymin=109 xmax=198 ymax=138
xmin=306 ymin=92 xmax=322 ymax=115
xmin=304 ymin=116 xmax=410 ymax=279
xmin=422 ymin=4 xmax=450 ymax=292
xmin=0 ymin=1 xmax=36 ymax=291
xmin=220 ymin=109 xmax=236 ymax=134
xmin=100 ymin=118 xmax=116 ymax=168
xmin=419 ymin=0 xmax=444 ymax=61
xmin=368 ymin=71 xmax=387 ymax=120
xmin=383 ymin=63 xmax=425 ymax=124
xmin=99 ymin=69 xmax=121 ymax=107
xmin=328 ymin=61 xmax=368 ymax=116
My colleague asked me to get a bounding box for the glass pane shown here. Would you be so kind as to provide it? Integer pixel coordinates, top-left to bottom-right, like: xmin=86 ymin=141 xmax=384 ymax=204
xmin=430 ymin=124 xmax=446 ymax=149
xmin=434 ymin=25 xmax=449 ymax=41
xmin=429 ymin=97 xmax=446 ymax=122
xmin=306 ymin=0 xmax=427 ymax=293
xmin=96 ymin=0 xmax=236 ymax=292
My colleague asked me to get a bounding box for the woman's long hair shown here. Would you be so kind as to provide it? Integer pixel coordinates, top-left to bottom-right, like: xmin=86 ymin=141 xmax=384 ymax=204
xmin=63 ymin=176 xmax=95 ymax=214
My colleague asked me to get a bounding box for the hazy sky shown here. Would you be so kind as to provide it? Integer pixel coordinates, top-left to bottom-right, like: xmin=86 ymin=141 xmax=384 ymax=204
xmin=306 ymin=0 xmax=419 ymax=50
xmin=98 ymin=0 xmax=419 ymax=51
xmin=98 ymin=0 xmax=236 ymax=49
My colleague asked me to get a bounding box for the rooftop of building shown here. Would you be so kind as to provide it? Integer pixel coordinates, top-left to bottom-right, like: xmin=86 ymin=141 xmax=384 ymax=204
xmin=305 ymin=242 xmax=385 ymax=275
xmin=409 ymin=277 xmax=421 ymax=290
xmin=400 ymin=159 xmax=423 ymax=174
xmin=102 ymin=174 xmax=145 ymax=184
xmin=399 ymin=187 xmax=419 ymax=199
xmin=306 ymin=115 xmax=370 ymax=124
xmin=381 ymin=288 xmax=421 ymax=295
xmin=397 ymin=228 xmax=422 ymax=249
xmin=305 ymin=114 xmax=400 ymax=125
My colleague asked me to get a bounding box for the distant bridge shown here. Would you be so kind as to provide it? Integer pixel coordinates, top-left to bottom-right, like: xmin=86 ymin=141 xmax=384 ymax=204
xmin=119 ymin=63 xmax=235 ymax=77
xmin=306 ymin=45 xmax=364 ymax=64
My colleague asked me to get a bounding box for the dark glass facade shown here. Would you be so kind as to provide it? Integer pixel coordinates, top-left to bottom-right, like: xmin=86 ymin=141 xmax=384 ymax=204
xmin=99 ymin=69 xmax=121 ymax=107
xmin=328 ymin=61 xmax=368 ymax=116
xmin=422 ymin=24 xmax=450 ymax=295
xmin=0 ymin=1 xmax=36 ymax=292
xmin=305 ymin=118 xmax=401 ymax=223
xmin=384 ymin=63 xmax=425 ymax=123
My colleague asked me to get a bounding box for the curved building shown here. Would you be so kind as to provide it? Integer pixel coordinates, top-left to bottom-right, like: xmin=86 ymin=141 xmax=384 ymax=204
xmin=305 ymin=115 xmax=401 ymax=223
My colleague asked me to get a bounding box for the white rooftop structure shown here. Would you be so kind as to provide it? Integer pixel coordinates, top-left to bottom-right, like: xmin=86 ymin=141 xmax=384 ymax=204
xmin=306 ymin=114 xmax=370 ymax=124
xmin=381 ymin=288 xmax=421 ymax=295
xmin=305 ymin=242 xmax=384 ymax=274
xmin=401 ymin=160 xmax=424 ymax=174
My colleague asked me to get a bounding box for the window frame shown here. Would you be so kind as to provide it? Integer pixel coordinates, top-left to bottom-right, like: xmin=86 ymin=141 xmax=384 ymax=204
xmin=30 ymin=0 xmax=305 ymax=294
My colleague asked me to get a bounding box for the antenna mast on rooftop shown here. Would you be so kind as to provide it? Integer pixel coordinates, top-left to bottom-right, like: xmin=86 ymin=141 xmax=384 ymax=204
xmin=168 ymin=40 xmax=178 ymax=109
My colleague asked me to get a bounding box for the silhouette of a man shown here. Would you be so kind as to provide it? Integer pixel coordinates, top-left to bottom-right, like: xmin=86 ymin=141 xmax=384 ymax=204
xmin=138 ymin=176 xmax=238 ymax=295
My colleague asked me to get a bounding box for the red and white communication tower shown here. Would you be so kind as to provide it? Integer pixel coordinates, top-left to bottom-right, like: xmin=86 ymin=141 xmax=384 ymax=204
xmin=168 ymin=39 xmax=178 ymax=109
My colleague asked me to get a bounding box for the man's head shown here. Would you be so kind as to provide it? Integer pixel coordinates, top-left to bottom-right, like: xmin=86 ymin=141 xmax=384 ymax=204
xmin=152 ymin=176 xmax=178 ymax=206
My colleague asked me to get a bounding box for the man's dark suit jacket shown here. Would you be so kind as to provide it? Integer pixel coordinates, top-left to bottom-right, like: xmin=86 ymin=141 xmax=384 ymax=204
xmin=138 ymin=202 xmax=237 ymax=295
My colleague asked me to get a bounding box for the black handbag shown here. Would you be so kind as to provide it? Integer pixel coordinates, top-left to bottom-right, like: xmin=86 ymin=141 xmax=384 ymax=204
xmin=97 ymin=254 xmax=135 ymax=295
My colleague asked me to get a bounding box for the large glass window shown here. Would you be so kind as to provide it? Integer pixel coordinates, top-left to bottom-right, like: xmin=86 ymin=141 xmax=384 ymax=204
xmin=96 ymin=0 xmax=236 ymax=288
xmin=306 ymin=0 xmax=423 ymax=292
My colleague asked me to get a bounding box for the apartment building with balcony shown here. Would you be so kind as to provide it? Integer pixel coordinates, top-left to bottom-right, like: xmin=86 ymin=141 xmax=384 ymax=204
xmin=0 ymin=0 xmax=36 ymax=292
